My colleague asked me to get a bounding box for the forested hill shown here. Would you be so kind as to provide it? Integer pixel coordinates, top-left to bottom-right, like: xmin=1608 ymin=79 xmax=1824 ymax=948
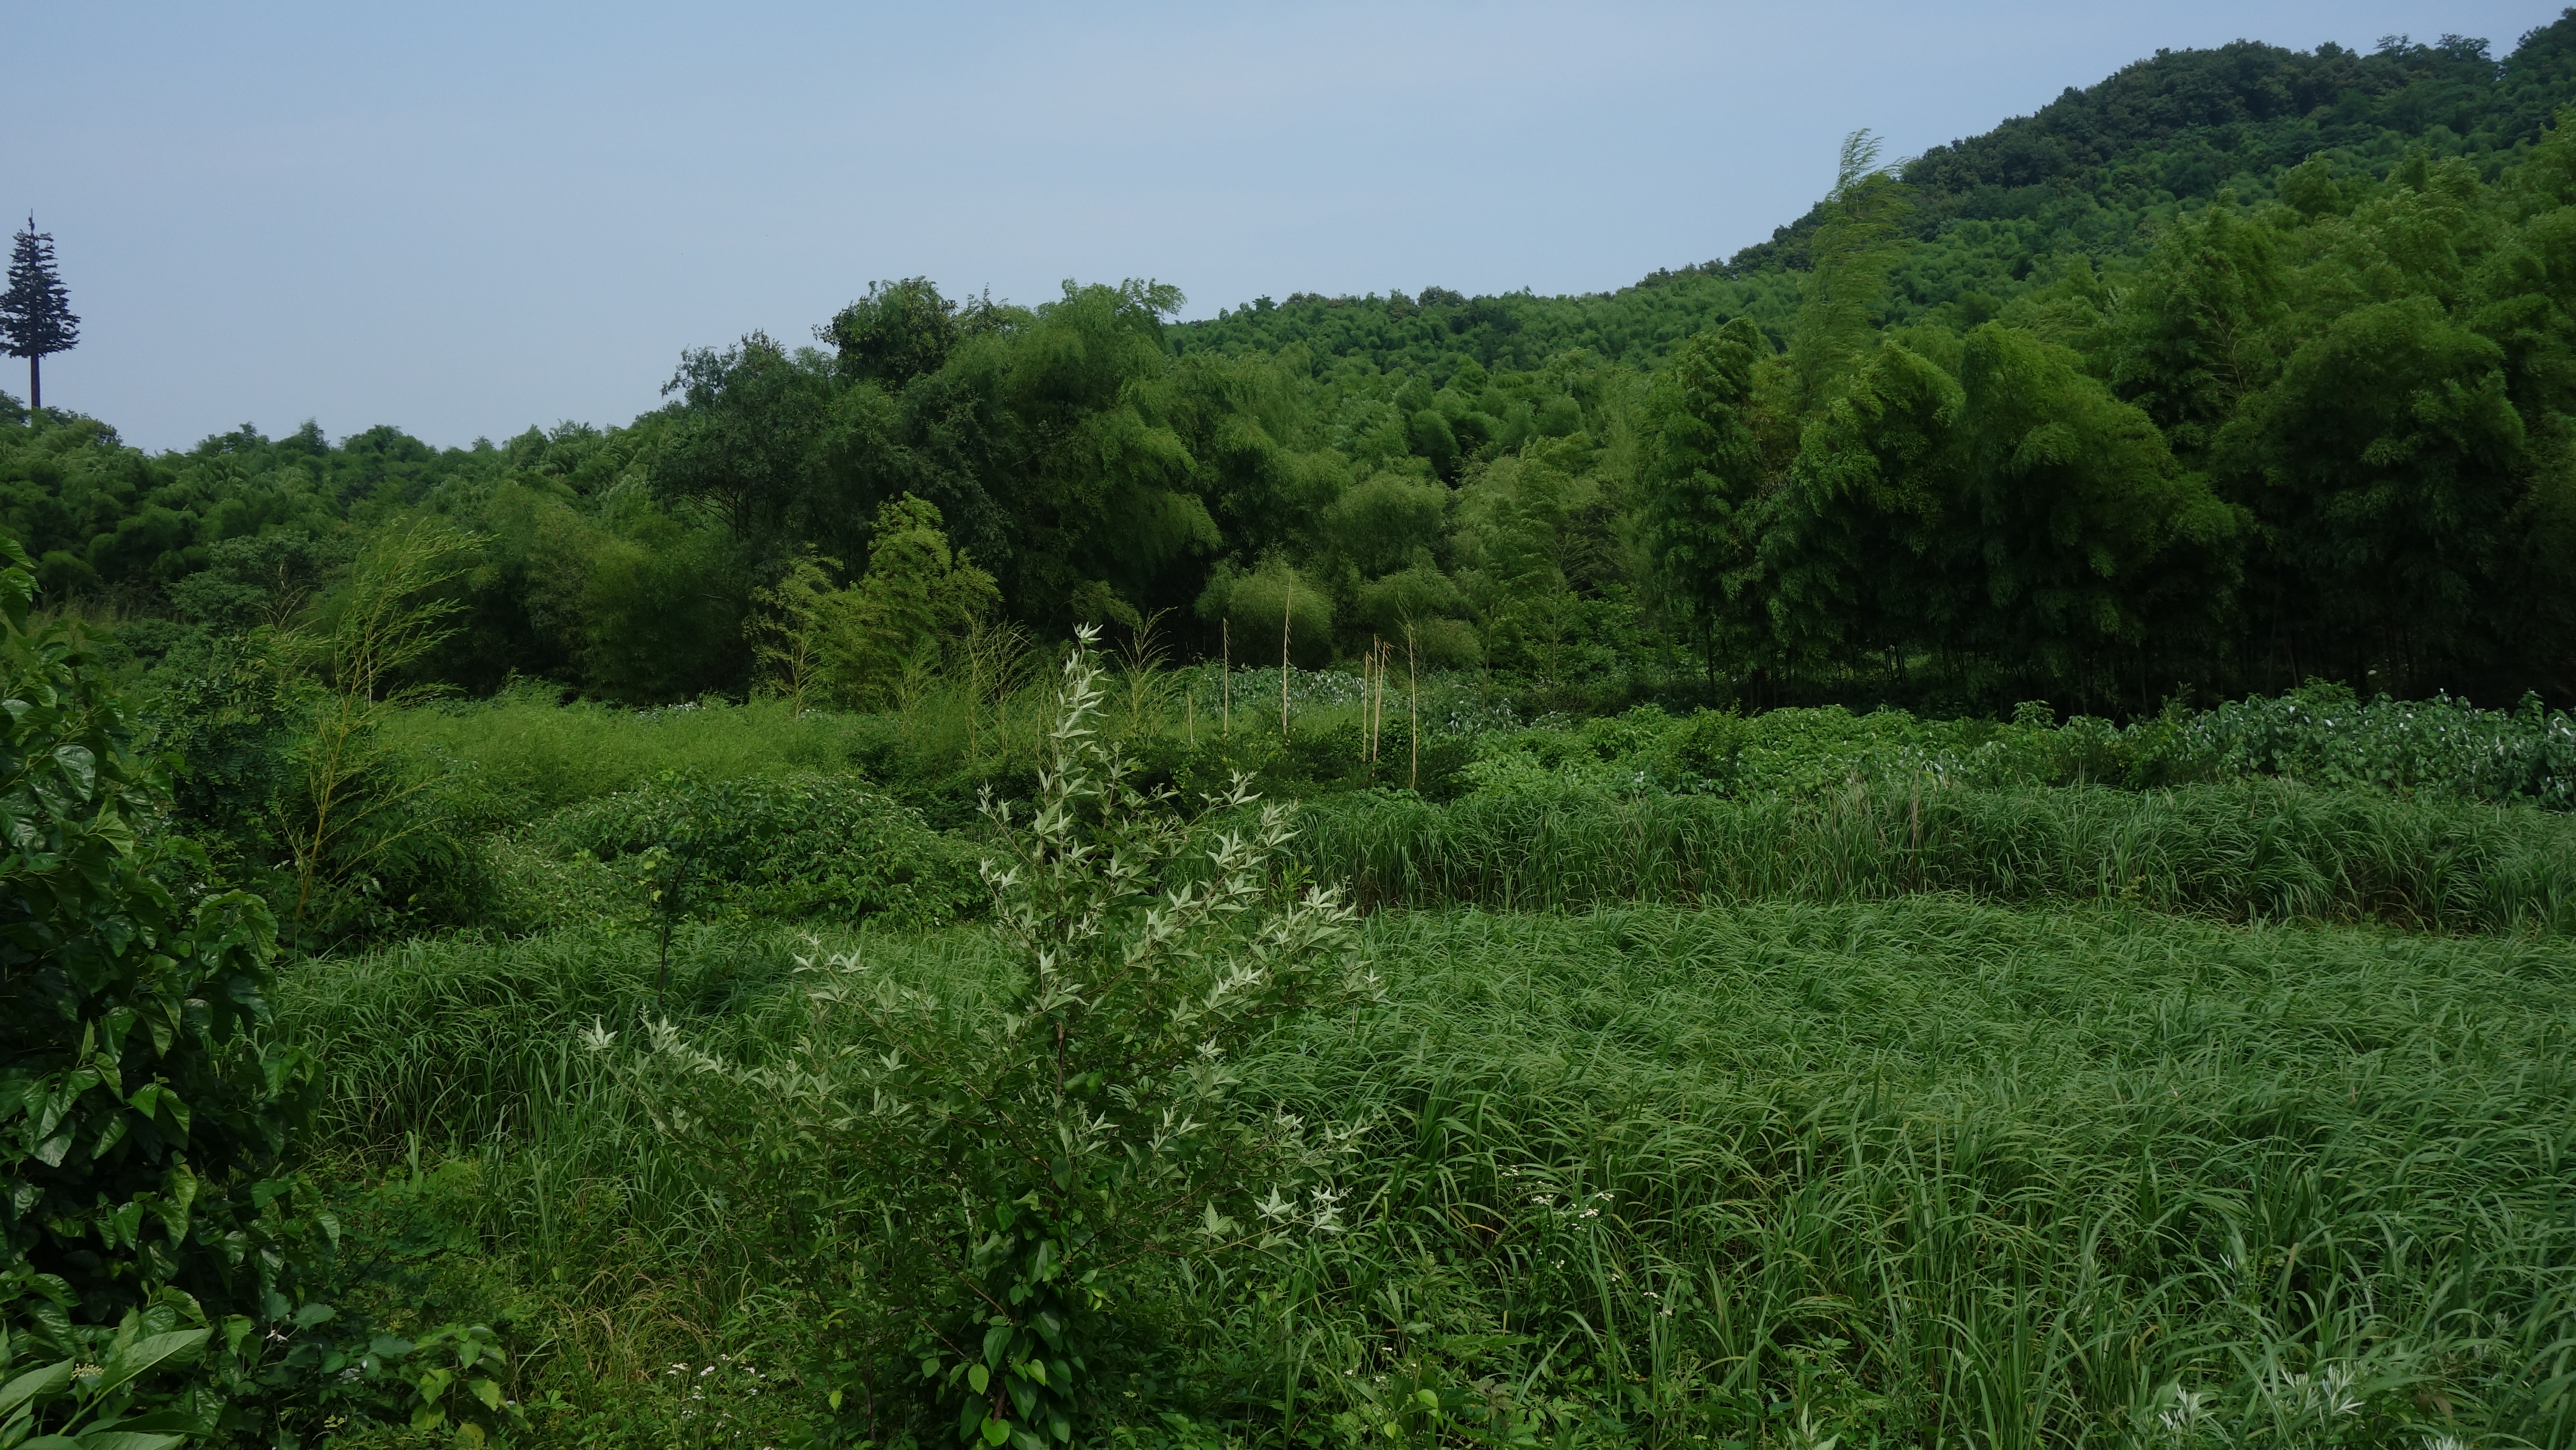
xmin=11 ymin=9 xmax=2576 ymax=719
xmin=1170 ymin=14 xmax=2576 ymax=375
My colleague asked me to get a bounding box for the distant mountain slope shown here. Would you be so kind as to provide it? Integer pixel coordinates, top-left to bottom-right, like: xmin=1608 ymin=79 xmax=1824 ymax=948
xmin=1171 ymin=15 xmax=2576 ymax=377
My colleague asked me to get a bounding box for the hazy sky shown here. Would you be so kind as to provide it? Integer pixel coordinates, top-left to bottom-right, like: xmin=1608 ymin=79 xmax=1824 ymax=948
xmin=10 ymin=1 xmax=2568 ymax=452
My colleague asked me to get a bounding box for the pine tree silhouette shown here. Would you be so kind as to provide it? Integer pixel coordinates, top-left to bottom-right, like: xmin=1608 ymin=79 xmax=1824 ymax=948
xmin=1 ymin=217 xmax=80 ymax=411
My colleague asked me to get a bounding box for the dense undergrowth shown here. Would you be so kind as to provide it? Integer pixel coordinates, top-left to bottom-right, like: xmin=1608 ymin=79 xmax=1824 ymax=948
xmin=21 ymin=546 xmax=2576 ymax=1449
xmin=317 ymin=672 xmax=2576 ymax=950
xmin=16 ymin=21 xmax=2576 ymax=1446
xmin=10 ymin=605 xmax=2573 ymax=1447
xmin=275 ymin=900 xmax=2576 ymax=1447
xmin=1288 ymin=781 xmax=2576 ymax=932
xmin=207 ymin=666 xmax=2574 ymax=1449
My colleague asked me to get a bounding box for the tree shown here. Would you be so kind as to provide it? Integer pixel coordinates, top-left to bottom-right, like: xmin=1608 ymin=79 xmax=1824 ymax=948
xmin=994 ymin=280 xmax=1218 ymax=625
xmin=2226 ymin=296 xmax=2530 ymax=690
xmin=2108 ymin=199 xmax=2293 ymax=466
xmin=0 ymin=217 xmax=80 ymax=411
xmin=822 ymin=277 xmax=963 ymax=388
xmin=1790 ymin=131 xmax=1912 ymax=409
xmin=1768 ymin=335 xmax=1965 ymax=669
xmin=822 ymin=494 xmax=1000 ymax=707
xmin=655 ymin=332 xmax=831 ymax=543
xmin=1641 ymin=318 xmax=1776 ymax=685
xmin=1956 ymin=323 xmax=2242 ymax=685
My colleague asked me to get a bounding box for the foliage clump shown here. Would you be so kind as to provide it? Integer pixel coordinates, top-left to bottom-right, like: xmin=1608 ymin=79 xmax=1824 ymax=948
xmin=0 ymin=534 xmax=315 ymax=1336
xmin=585 ymin=628 xmax=1379 ymax=1445
xmin=498 ymin=769 xmax=980 ymax=933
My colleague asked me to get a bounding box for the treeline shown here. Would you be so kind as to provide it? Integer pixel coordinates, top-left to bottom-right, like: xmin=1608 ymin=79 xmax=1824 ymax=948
xmin=5 ymin=20 xmax=2576 ymax=713
xmin=1644 ymin=127 xmax=2576 ymax=707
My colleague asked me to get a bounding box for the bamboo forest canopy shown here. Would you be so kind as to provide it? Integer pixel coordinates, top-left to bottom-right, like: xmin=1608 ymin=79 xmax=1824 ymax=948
xmin=9 ymin=16 xmax=2576 ymax=715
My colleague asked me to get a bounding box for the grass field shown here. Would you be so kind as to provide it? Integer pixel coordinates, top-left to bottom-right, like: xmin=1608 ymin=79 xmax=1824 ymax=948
xmin=1285 ymin=782 xmax=2576 ymax=932
xmin=228 ymin=670 xmax=2576 ymax=1447
xmin=280 ymin=894 xmax=2576 ymax=1448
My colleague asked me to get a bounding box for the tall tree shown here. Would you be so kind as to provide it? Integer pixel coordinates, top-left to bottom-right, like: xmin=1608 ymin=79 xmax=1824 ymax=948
xmin=654 ymin=331 xmax=830 ymax=543
xmin=1956 ymin=323 xmax=2243 ymax=687
xmin=1768 ymin=335 xmax=1965 ymax=669
xmin=1641 ymin=318 xmax=1776 ymax=685
xmin=0 ymin=217 xmax=80 ymax=411
xmin=1789 ymin=131 xmax=1912 ymax=409
xmin=821 ymin=277 xmax=963 ymax=387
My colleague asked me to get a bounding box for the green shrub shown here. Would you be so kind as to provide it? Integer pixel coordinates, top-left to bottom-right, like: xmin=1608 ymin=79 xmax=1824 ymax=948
xmin=384 ymin=690 xmax=871 ymax=825
xmin=1448 ymin=688 xmax=2576 ymax=810
xmin=1198 ymin=561 xmax=1335 ymax=669
xmin=0 ymin=540 xmax=319 ymax=1337
xmin=499 ymin=770 xmax=980 ymax=934
xmin=1659 ymin=706 xmax=1749 ymax=789
xmin=2180 ymin=681 xmax=2576 ymax=806
xmin=0 ymin=542 xmax=314 ymax=1440
xmin=0 ymin=540 xmax=523 ymax=1446
xmin=0 ymin=1290 xmax=225 ymax=1448
xmin=585 ymin=630 xmax=1379 ymax=1447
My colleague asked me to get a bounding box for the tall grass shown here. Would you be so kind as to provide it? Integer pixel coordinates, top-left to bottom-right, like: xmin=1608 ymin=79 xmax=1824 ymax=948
xmin=279 ymin=899 xmax=2576 ymax=1445
xmin=277 ymin=922 xmax=804 ymax=1151
xmin=383 ymin=691 xmax=876 ymax=817
xmin=1235 ymin=902 xmax=2576 ymax=1446
xmin=379 ymin=664 xmax=1495 ymax=824
xmin=1285 ymin=780 xmax=2576 ymax=934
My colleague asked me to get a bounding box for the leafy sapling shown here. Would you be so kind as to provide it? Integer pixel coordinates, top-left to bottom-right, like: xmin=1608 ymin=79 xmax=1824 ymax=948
xmin=588 ymin=626 xmax=1379 ymax=1448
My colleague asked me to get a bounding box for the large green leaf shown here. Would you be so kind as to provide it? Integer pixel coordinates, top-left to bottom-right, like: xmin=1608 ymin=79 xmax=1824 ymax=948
xmin=72 ymin=1432 xmax=186 ymax=1450
xmin=93 ymin=1329 xmax=208 ymax=1395
xmin=0 ymin=1361 xmax=73 ymax=1420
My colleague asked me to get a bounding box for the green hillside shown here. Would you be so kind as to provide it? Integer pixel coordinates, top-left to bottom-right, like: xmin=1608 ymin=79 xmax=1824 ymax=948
xmin=1172 ymin=19 xmax=2576 ymax=371
xmin=8 ymin=15 xmax=2576 ymax=720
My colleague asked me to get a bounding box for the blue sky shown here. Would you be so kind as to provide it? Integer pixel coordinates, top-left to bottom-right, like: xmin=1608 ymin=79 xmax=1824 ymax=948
xmin=9 ymin=1 xmax=2568 ymax=451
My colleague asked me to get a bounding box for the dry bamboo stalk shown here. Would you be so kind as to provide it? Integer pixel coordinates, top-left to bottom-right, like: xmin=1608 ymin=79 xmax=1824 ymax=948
xmin=1280 ymin=577 xmax=1293 ymax=738
xmin=1381 ymin=639 xmax=1394 ymax=763
xmin=1406 ymin=623 xmax=1419 ymax=791
xmin=1372 ymin=638 xmax=1387 ymax=763
xmin=1366 ymin=639 xmax=1378 ymax=763
xmin=1362 ymin=642 xmax=1377 ymax=766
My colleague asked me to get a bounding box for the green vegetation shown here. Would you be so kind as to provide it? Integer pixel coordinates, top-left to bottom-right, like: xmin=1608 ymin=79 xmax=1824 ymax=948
xmin=12 ymin=16 xmax=2576 ymax=1450
xmin=269 ymin=901 xmax=2576 ymax=1447
xmin=14 ymin=22 xmax=2576 ymax=714
xmin=9 ymin=511 xmax=2576 ymax=1442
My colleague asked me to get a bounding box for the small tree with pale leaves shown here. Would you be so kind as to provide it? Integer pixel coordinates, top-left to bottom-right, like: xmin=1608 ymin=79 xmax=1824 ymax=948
xmin=587 ymin=626 xmax=1378 ymax=1447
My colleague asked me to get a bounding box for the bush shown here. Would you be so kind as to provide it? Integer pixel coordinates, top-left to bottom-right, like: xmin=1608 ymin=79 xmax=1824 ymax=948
xmin=0 ymin=540 xmax=529 ymax=1446
xmin=383 ymin=689 xmax=871 ymax=825
xmin=1446 ymin=688 xmax=2576 ymax=810
xmin=587 ymin=630 xmax=1379 ymax=1447
xmin=2180 ymin=681 xmax=2576 ymax=806
xmin=0 ymin=539 xmax=319 ymax=1436
xmin=498 ymin=771 xmax=981 ymax=933
xmin=0 ymin=545 xmax=319 ymax=1327
xmin=1198 ymin=561 xmax=1335 ymax=669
